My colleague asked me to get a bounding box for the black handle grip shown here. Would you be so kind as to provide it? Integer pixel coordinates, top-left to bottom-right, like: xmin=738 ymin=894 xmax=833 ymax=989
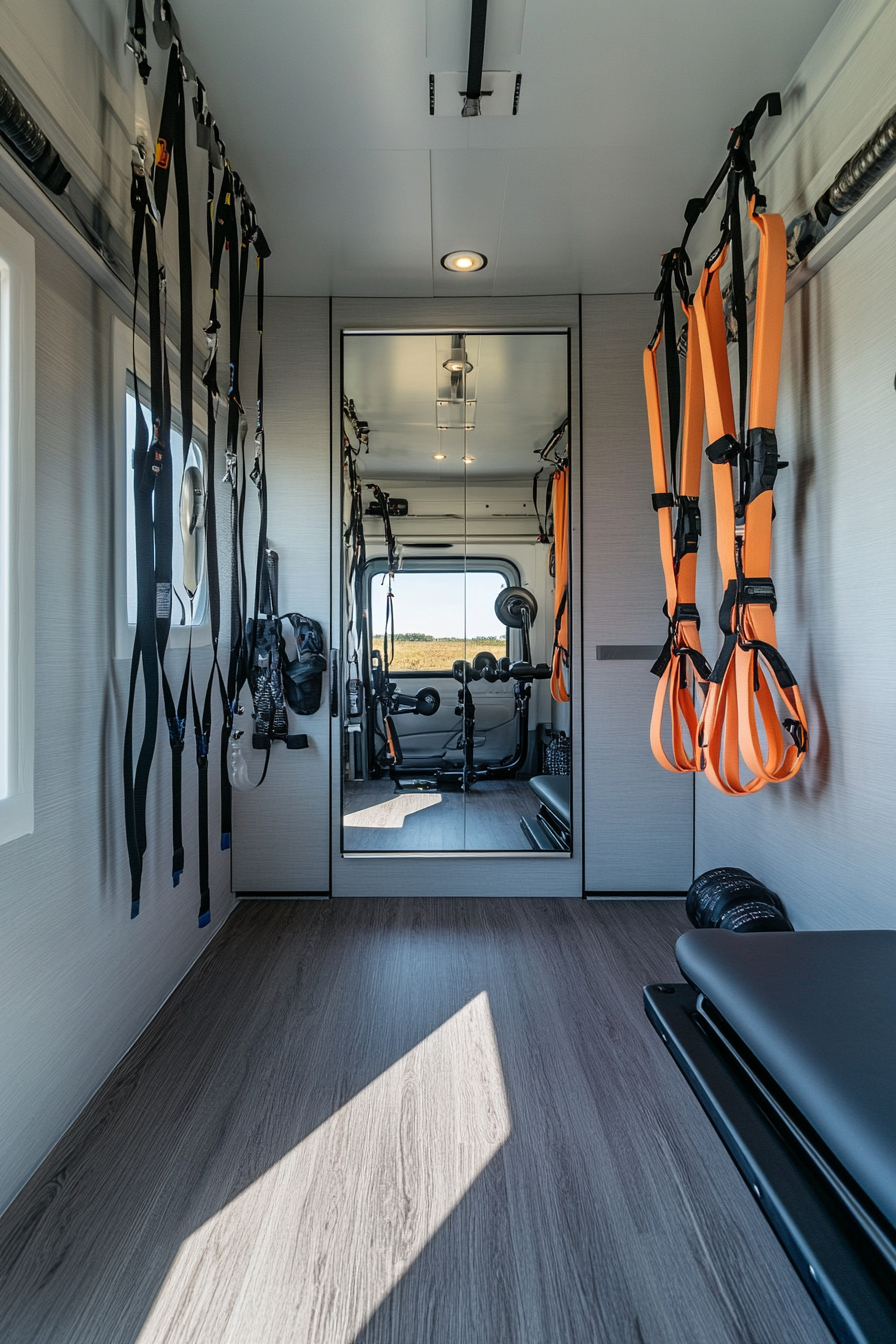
xmin=329 ymin=649 xmax=339 ymax=717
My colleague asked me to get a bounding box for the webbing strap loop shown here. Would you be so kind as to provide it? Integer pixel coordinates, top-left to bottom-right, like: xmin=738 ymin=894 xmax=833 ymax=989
xmin=691 ymin=189 xmax=808 ymax=793
xmin=550 ymin=465 xmax=570 ymax=703
xmin=643 ymin=279 xmax=709 ymax=772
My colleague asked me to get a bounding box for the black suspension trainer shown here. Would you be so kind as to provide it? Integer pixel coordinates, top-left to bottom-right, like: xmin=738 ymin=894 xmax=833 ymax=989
xmin=124 ymin=42 xmax=186 ymax=917
xmin=125 ymin=3 xmax=273 ymax=924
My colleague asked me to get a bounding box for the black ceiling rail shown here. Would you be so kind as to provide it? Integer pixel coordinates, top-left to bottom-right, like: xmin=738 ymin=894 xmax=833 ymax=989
xmin=0 ymin=67 xmax=140 ymax=294
xmin=0 ymin=71 xmax=70 ymax=194
xmin=462 ymin=0 xmax=488 ymax=118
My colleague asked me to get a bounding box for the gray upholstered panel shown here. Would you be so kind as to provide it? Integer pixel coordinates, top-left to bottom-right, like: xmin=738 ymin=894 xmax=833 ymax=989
xmin=231 ymin=299 xmax=332 ymax=892
xmin=580 ymin=294 xmax=694 ymax=892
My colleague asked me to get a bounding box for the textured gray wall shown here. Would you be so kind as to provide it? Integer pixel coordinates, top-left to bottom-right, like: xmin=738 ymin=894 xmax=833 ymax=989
xmin=581 ymin=295 xmax=695 ymax=892
xmin=230 ymin=299 xmax=333 ymax=893
xmin=0 ymin=188 xmax=234 ymax=1215
xmin=694 ymin=201 xmax=896 ymax=928
xmin=231 ymin=293 xmax=702 ymax=895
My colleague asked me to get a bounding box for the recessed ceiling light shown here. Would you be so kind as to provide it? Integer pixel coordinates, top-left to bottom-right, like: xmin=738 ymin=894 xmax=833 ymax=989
xmin=462 ymin=455 xmax=475 ymax=464
xmin=440 ymin=251 xmax=487 ymax=273
xmin=433 ymin=452 xmax=446 ymax=460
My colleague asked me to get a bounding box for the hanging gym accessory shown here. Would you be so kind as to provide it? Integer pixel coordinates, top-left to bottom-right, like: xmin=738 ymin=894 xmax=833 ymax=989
xmin=124 ymin=41 xmax=195 ymax=916
xmin=693 ymin=174 xmax=809 ymax=794
xmin=644 ymin=248 xmax=711 ymax=771
xmin=342 ymin=398 xmax=369 ymax=719
xmin=532 ymin=417 xmax=568 ymax=544
xmin=280 ymin=614 xmax=327 ymax=716
xmin=529 ymin=419 xmax=571 ymax=703
xmin=125 ymin=0 xmax=273 ymax=923
xmin=644 ymin=93 xmax=808 ymax=794
xmin=549 ymin=464 xmax=570 ymax=703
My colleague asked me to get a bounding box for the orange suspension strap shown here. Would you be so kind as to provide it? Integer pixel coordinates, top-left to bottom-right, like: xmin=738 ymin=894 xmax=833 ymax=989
xmin=550 ymin=462 xmax=570 ymax=702
xmin=694 ymin=119 xmax=808 ymax=795
xmin=644 ymin=247 xmax=712 ymax=771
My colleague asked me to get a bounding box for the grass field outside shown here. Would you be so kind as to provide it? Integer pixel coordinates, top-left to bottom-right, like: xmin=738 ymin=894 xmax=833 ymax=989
xmin=384 ymin=638 xmax=507 ymax=673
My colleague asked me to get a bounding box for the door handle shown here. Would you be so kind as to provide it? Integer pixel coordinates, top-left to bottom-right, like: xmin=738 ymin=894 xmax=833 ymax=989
xmin=329 ymin=648 xmax=339 ymax=717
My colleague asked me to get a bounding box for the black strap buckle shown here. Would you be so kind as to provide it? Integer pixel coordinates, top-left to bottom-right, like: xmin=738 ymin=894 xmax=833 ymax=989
xmin=783 ymin=718 xmax=807 ymax=754
xmin=740 ymin=576 xmax=777 ymax=611
xmin=674 ymin=496 xmax=701 ymax=558
xmin=706 ymin=434 xmax=740 ymax=465
xmin=745 ymin=426 xmax=784 ymax=503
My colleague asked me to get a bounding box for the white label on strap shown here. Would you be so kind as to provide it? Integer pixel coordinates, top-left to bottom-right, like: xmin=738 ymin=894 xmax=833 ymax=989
xmin=156 ymin=582 xmax=172 ymax=619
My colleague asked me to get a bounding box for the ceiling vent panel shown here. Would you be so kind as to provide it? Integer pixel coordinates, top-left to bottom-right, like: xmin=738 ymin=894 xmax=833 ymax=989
xmin=430 ymin=71 xmax=522 ymax=116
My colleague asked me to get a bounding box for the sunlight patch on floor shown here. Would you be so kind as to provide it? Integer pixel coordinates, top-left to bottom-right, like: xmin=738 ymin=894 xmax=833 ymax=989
xmin=135 ymin=991 xmax=511 ymax=1344
xmin=343 ymin=792 xmax=443 ymax=829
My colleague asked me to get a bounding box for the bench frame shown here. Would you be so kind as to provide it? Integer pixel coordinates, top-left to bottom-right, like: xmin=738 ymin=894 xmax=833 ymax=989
xmin=644 ymin=982 xmax=896 ymax=1344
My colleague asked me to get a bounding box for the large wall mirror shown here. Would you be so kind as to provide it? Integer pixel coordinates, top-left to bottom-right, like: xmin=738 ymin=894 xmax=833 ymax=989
xmin=340 ymin=330 xmax=571 ymax=855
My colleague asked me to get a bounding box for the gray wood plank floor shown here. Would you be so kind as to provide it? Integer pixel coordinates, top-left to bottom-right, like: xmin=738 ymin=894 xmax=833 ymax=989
xmin=0 ymin=899 xmax=832 ymax=1344
xmin=343 ymin=780 xmax=538 ymax=851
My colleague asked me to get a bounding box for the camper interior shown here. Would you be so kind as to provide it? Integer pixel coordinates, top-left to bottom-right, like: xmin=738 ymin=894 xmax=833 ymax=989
xmin=0 ymin=0 xmax=894 ymax=1341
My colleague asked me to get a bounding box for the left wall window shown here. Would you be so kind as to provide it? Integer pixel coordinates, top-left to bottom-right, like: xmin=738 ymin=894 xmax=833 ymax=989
xmin=112 ymin=317 xmax=210 ymax=657
xmin=0 ymin=208 xmax=36 ymax=846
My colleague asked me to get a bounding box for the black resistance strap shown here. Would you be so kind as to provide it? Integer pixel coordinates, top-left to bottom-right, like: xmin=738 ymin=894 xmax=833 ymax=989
xmin=125 ymin=45 xmax=192 ymax=917
xmin=125 ymin=18 xmax=272 ymax=922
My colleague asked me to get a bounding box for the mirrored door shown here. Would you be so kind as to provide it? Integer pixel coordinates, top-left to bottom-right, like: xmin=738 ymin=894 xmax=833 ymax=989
xmin=340 ymin=331 xmax=571 ymax=854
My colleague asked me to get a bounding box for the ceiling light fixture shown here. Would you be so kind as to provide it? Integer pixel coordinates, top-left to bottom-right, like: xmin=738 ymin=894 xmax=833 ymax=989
xmin=433 ymin=452 xmax=446 ymax=460
xmin=440 ymin=251 xmax=487 ymax=273
xmin=462 ymin=455 xmax=475 ymax=464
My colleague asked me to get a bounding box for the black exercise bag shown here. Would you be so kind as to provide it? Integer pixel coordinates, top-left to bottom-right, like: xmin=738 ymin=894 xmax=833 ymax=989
xmin=248 ymin=617 xmax=289 ymax=742
xmin=280 ymin=612 xmax=327 ymax=715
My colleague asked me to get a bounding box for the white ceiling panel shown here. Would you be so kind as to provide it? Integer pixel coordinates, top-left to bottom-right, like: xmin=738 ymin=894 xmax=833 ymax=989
xmin=344 ymin=332 xmax=568 ymax=478
xmin=174 ymin=0 xmax=841 ymax=296
xmin=430 ymin=149 xmax=510 ymax=295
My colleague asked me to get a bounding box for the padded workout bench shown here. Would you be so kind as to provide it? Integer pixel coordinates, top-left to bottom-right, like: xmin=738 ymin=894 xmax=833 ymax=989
xmin=521 ymin=775 xmax=571 ymax=851
xmin=645 ymin=930 xmax=896 ymax=1344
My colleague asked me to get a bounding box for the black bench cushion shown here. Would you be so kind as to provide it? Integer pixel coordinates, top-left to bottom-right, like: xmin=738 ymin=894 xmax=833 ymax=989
xmin=676 ymin=929 xmax=896 ymax=1233
xmin=529 ymin=775 xmax=571 ymax=825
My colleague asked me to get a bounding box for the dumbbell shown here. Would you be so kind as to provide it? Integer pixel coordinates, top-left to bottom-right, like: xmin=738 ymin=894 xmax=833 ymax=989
xmin=472 ymin=651 xmax=499 ymax=682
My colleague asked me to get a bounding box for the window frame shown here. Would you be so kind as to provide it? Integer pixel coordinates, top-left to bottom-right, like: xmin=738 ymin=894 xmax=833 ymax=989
xmin=0 ymin=208 xmax=36 ymax=847
xmin=112 ymin=316 xmax=211 ymax=659
xmin=365 ymin=556 xmax=521 ymax=676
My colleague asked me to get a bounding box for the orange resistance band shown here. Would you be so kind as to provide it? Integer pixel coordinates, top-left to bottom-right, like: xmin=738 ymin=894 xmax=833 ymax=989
xmin=694 ymin=200 xmax=809 ymax=795
xmin=644 ymin=296 xmax=712 ymax=771
xmin=550 ymin=464 xmax=570 ymax=703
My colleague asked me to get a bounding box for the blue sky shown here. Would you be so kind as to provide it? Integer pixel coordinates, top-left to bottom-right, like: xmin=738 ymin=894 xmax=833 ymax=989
xmin=370 ymin=571 xmax=506 ymax=639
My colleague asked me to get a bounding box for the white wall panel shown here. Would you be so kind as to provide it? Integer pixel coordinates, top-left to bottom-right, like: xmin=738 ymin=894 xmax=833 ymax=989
xmin=0 ymin=189 xmax=234 ymax=1216
xmin=581 ymin=294 xmax=694 ymax=892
